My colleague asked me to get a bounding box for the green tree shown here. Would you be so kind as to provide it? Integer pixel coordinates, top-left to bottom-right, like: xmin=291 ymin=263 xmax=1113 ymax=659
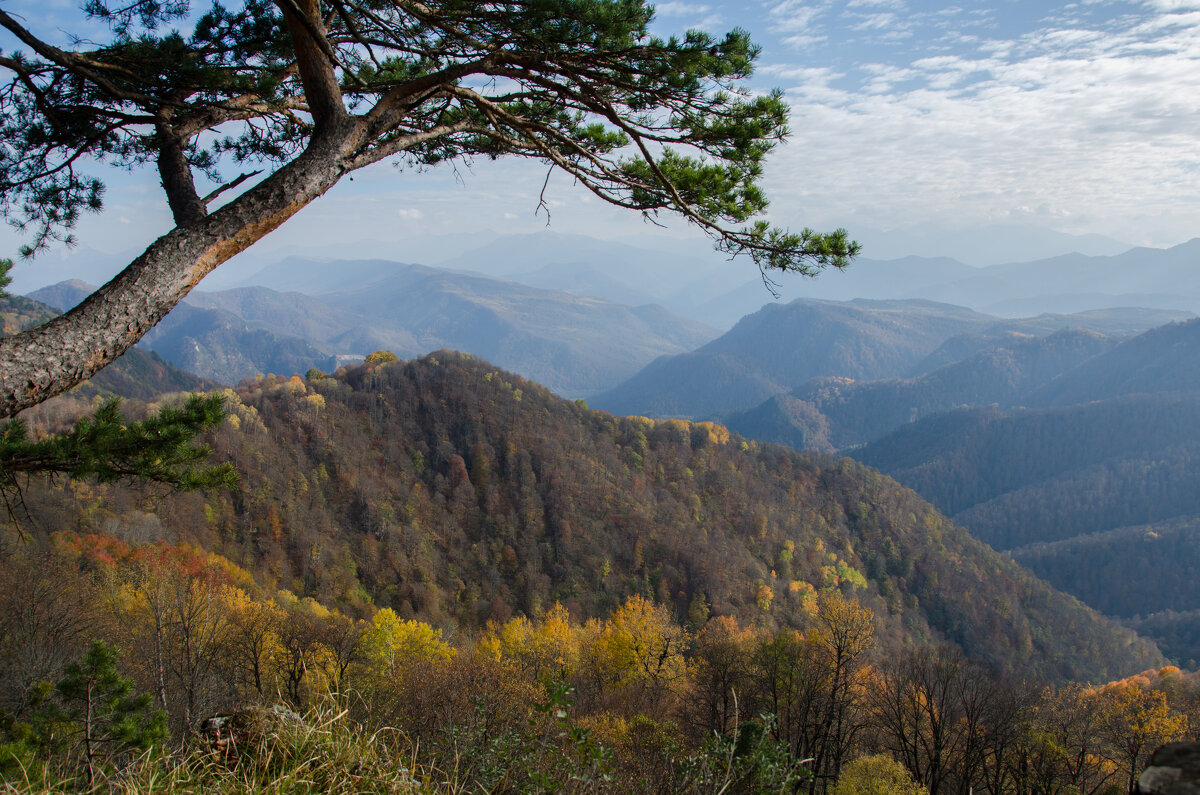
xmin=43 ymin=641 xmax=167 ymax=789
xmin=0 ymin=0 xmax=857 ymax=417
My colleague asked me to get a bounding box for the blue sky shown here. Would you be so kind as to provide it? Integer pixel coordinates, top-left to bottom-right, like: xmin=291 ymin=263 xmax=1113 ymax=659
xmin=4 ymin=0 xmax=1200 ymax=288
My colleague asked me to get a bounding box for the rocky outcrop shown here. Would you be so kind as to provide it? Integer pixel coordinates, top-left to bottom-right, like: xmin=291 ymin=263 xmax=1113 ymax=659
xmin=199 ymin=704 xmax=304 ymax=754
xmin=1139 ymin=742 xmax=1200 ymax=794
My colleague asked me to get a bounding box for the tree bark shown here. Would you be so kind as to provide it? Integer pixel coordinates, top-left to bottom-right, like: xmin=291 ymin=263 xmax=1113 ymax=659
xmin=0 ymin=120 xmax=359 ymax=418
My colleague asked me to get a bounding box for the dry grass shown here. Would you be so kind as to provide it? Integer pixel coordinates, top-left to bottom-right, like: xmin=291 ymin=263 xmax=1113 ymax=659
xmin=0 ymin=705 xmax=461 ymax=794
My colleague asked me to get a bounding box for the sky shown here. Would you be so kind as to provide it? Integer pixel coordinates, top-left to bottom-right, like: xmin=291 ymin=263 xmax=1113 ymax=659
xmin=4 ymin=0 xmax=1200 ymax=290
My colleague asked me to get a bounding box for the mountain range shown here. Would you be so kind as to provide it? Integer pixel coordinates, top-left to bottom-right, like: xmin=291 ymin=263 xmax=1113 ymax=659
xmin=30 ymin=262 xmax=719 ymax=398
xmin=593 ymin=300 xmax=1191 ymax=422
xmin=24 ymin=234 xmax=1200 ymax=668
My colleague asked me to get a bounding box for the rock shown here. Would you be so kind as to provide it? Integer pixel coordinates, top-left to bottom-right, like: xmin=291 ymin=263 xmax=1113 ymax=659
xmin=199 ymin=704 xmax=304 ymax=754
xmin=1139 ymin=742 xmax=1200 ymax=794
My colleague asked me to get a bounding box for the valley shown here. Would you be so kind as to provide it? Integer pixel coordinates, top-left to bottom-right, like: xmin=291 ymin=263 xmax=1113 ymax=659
xmin=23 ymin=234 xmax=1200 ymax=669
xmin=6 ymin=0 xmax=1200 ymax=788
xmin=10 ymin=234 xmax=1200 ymax=792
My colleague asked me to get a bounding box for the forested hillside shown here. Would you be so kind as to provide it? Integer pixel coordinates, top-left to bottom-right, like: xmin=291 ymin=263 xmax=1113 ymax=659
xmin=14 ymin=352 xmax=1159 ymax=683
xmin=1013 ymin=518 xmax=1200 ymax=619
xmin=852 ymin=395 xmax=1200 ymax=549
xmin=1026 ymin=317 xmax=1200 ymax=406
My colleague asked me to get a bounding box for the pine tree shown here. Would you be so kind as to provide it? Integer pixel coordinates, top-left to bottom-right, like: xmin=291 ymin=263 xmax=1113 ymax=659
xmin=43 ymin=641 xmax=167 ymax=788
xmin=0 ymin=0 xmax=859 ymax=416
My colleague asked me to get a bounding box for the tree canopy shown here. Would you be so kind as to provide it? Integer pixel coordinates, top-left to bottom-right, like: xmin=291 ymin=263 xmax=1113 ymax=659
xmin=0 ymin=0 xmax=857 ymax=416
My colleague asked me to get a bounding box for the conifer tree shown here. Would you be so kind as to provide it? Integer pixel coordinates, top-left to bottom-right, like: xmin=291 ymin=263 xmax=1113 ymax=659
xmin=0 ymin=0 xmax=858 ymax=416
xmin=43 ymin=641 xmax=167 ymax=788
xmin=0 ymin=393 xmax=235 ymax=521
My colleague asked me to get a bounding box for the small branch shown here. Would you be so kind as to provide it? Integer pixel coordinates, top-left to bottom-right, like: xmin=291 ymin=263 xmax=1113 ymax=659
xmin=346 ymin=118 xmax=474 ymax=168
xmin=536 ymin=166 xmax=553 ymax=225
xmin=155 ymin=118 xmax=207 ymax=227
xmin=200 ymin=170 xmax=262 ymax=206
xmin=0 ymin=469 xmax=34 ymax=542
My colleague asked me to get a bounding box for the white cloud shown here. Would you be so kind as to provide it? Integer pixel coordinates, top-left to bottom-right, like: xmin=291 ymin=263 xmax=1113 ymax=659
xmin=396 ymin=208 xmax=425 ymax=220
xmin=654 ymin=1 xmax=713 ymax=15
xmin=1144 ymin=0 xmax=1200 ymax=10
xmin=766 ymin=0 xmax=829 ymax=47
xmin=850 ymin=11 xmax=901 ymax=31
xmin=755 ymin=3 xmax=1200 ymax=246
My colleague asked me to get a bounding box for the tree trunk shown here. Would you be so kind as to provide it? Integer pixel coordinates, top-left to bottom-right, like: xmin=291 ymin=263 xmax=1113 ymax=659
xmin=84 ymin=680 xmax=95 ymax=790
xmin=0 ymin=120 xmax=359 ymax=418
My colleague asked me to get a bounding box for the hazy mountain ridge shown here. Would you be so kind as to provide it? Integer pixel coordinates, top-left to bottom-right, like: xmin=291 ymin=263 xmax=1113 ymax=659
xmin=912 ymin=307 xmax=1194 ymax=371
xmin=217 ymin=230 xmax=1199 ymax=330
xmin=716 ymin=237 xmax=1200 ymax=322
xmin=30 ymin=260 xmax=721 ymax=397
xmin=141 ymin=303 xmax=337 ymax=384
xmin=1026 ymin=318 xmax=1200 ymax=406
xmin=592 ymin=299 xmax=997 ymax=419
xmin=725 ymin=328 xmax=1120 ymax=450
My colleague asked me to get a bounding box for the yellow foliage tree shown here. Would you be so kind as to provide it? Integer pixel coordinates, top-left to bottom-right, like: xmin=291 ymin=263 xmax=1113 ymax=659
xmin=478 ymin=603 xmax=580 ymax=682
xmin=582 ymin=594 xmax=687 ymax=714
xmin=358 ymin=608 xmax=453 ymax=677
xmin=1099 ymin=680 xmax=1188 ymax=794
xmin=223 ymin=588 xmax=286 ymax=701
xmin=833 ymin=754 xmax=928 ymax=795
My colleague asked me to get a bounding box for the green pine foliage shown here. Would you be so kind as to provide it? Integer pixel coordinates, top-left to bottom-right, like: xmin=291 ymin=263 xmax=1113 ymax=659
xmin=0 ymin=394 xmax=236 ymax=494
xmin=0 ymin=0 xmax=856 ymax=269
xmin=2 ymin=641 xmax=166 ymax=790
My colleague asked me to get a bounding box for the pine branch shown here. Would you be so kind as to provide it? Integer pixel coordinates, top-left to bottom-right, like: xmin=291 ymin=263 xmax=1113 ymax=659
xmin=0 ymin=393 xmax=237 ymax=490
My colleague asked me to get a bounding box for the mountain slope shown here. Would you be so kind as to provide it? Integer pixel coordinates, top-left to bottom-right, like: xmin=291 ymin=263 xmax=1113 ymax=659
xmin=1027 ymin=318 xmax=1200 ymax=407
xmin=310 ymin=261 xmax=719 ymax=396
xmin=140 ymin=303 xmax=336 ymax=384
xmin=21 ymin=352 xmax=1160 ymax=682
xmin=725 ymin=328 xmax=1117 ymax=450
xmin=593 ymin=299 xmax=995 ymax=418
xmin=1011 ymin=517 xmax=1200 ymax=620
